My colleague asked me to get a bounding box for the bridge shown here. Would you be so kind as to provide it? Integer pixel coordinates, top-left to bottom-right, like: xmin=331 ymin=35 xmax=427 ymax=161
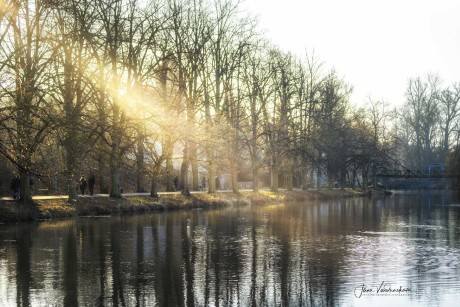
xmin=374 ymin=160 xmax=459 ymax=179
xmin=375 ymin=169 xmax=453 ymax=179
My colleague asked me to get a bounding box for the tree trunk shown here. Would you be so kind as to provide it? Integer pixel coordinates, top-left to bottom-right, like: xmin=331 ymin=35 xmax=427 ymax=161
xmin=62 ymin=38 xmax=79 ymax=201
xmin=136 ymin=130 xmax=145 ymax=192
xmin=327 ymin=169 xmax=334 ymax=190
xmin=310 ymin=167 xmax=315 ymax=189
xmin=352 ymin=169 xmax=357 ymax=189
xmin=19 ymin=170 xmax=31 ymax=203
xmin=286 ymin=169 xmax=293 ymax=191
xmin=340 ymin=168 xmax=347 ymax=190
xmin=65 ymin=145 xmax=78 ymax=201
xmin=208 ymin=162 xmax=216 ymax=193
xmin=231 ymin=162 xmax=239 ymax=194
xmin=165 ymin=139 xmax=174 ymax=192
xmin=271 ymin=163 xmax=279 ymax=193
xmin=192 ymin=159 xmax=199 ymax=191
xmin=316 ymin=168 xmax=321 ymax=191
xmin=150 ymin=177 xmax=158 ymax=198
xmin=110 ymin=144 xmax=122 ymax=198
xmin=181 ymin=145 xmax=191 ymax=196
xmin=252 ymin=167 xmax=259 ymax=192
xmin=97 ymin=150 xmax=109 ymax=194
xmin=109 ymin=105 xmax=122 ymax=199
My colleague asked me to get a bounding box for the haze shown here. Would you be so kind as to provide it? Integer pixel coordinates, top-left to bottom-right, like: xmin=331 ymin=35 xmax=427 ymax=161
xmin=242 ymin=0 xmax=460 ymax=107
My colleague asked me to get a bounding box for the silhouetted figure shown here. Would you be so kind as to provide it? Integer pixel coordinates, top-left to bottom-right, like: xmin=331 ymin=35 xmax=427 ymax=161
xmin=80 ymin=177 xmax=87 ymax=195
xmin=173 ymin=176 xmax=179 ymax=191
xmin=88 ymin=174 xmax=95 ymax=196
xmin=11 ymin=175 xmax=20 ymax=199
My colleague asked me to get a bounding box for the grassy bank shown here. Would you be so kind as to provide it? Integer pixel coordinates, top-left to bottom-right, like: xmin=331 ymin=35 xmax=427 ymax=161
xmin=0 ymin=189 xmax=365 ymax=223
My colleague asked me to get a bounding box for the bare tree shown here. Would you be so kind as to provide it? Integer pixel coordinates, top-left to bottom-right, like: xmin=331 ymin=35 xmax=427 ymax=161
xmin=0 ymin=0 xmax=57 ymax=202
xmin=264 ymin=49 xmax=297 ymax=192
xmin=401 ymin=74 xmax=440 ymax=169
xmin=123 ymin=0 xmax=166 ymax=193
xmin=89 ymin=0 xmax=131 ymax=198
xmin=313 ymin=71 xmax=352 ymax=189
xmin=439 ymin=83 xmax=460 ymax=161
xmin=240 ymin=40 xmax=272 ymax=192
xmin=46 ymin=0 xmax=100 ymax=200
xmin=165 ymin=0 xmax=212 ymax=195
xmin=293 ymin=51 xmax=324 ymax=189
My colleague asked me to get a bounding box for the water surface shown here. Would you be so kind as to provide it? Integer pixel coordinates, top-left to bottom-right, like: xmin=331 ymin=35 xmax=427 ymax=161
xmin=1 ymin=191 xmax=460 ymax=306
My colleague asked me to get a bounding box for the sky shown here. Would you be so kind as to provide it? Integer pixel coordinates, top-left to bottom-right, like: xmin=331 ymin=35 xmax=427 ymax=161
xmin=241 ymin=0 xmax=460 ymax=108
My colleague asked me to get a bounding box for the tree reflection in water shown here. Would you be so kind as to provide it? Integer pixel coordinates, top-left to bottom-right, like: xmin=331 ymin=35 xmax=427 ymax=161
xmin=1 ymin=192 xmax=460 ymax=306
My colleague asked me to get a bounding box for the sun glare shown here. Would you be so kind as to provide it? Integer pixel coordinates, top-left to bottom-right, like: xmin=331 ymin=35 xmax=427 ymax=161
xmin=0 ymin=0 xmax=11 ymax=20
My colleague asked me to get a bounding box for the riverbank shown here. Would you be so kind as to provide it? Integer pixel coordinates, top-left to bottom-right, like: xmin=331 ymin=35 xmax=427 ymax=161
xmin=0 ymin=189 xmax=366 ymax=223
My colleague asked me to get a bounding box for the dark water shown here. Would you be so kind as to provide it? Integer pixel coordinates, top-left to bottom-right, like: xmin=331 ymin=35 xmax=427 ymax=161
xmin=1 ymin=192 xmax=460 ymax=306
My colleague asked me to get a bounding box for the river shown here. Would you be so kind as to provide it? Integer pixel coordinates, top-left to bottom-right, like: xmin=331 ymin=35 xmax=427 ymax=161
xmin=1 ymin=191 xmax=460 ymax=306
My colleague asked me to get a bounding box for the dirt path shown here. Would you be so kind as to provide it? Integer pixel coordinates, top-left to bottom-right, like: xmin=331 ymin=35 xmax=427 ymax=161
xmin=0 ymin=190 xmax=253 ymax=201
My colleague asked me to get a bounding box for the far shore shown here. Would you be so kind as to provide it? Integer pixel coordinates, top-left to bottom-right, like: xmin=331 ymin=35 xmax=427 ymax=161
xmin=0 ymin=189 xmax=367 ymax=223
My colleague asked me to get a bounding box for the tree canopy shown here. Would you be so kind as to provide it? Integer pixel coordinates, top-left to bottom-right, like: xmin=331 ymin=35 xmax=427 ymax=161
xmin=1 ymin=0 xmax=459 ymax=201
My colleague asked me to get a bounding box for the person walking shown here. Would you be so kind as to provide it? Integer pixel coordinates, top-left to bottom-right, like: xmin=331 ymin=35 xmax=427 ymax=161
xmin=80 ymin=177 xmax=87 ymax=195
xmin=173 ymin=176 xmax=179 ymax=191
xmin=88 ymin=174 xmax=95 ymax=196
